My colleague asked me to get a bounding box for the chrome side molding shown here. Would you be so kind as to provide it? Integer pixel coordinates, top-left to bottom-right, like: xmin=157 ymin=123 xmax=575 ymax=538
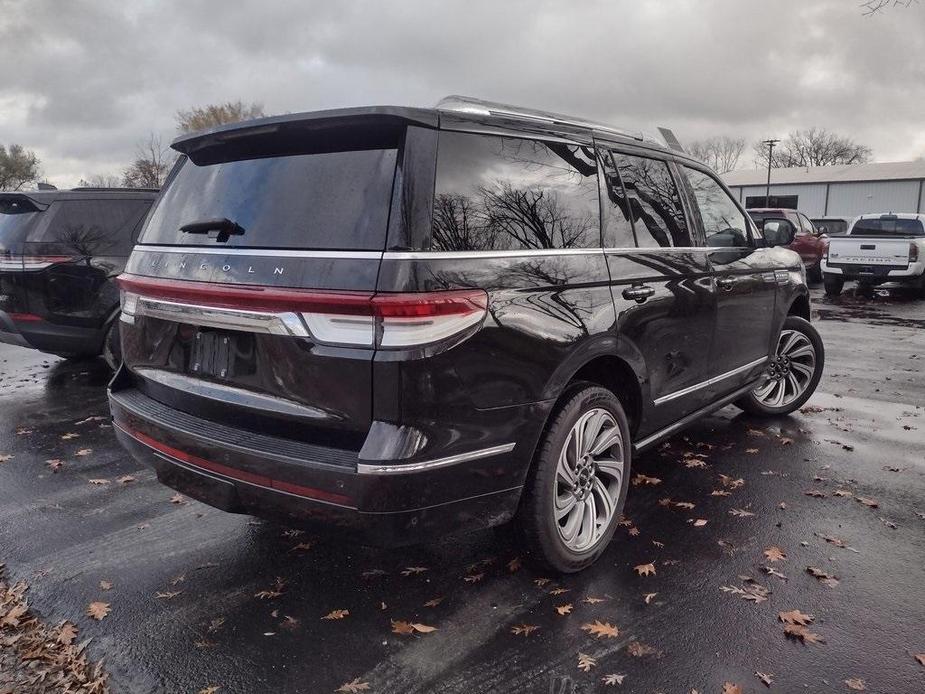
xmin=357 ymin=442 xmax=516 ymax=475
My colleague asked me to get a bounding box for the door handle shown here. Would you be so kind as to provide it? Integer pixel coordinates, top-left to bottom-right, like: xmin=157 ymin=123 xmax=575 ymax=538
xmin=716 ymin=276 xmax=736 ymax=291
xmin=622 ymin=284 xmax=655 ymax=303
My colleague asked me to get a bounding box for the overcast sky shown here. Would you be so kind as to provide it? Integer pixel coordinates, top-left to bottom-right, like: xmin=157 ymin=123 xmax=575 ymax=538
xmin=2 ymin=0 xmax=924 ymax=188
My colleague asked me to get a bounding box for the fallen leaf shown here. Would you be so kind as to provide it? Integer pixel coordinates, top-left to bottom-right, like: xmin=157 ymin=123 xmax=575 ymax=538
xmin=511 ymin=624 xmax=540 ymax=636
xmin=693 ymin=519 xmax=708 ymax=527
xmin=533 ymin=578 xmax=551 ymax=587
xmin=778 ymin=609 xmax=813 ymax=625
xmin=507 ymin=557 xmax=522 ymax=573
xmin=362 ymin=569 xmax=387 ymax=579
xmin=336 ymin=679 xmax=371 ymax=693
xmin=61 ymin=432 xmax=80 ymax=440
xmin=644 ymin=592 xmax=657 ymax=604
xmin=86 ymin=601 xmax=110 ymax=620
xmin=711 ymin=490 xmax=731 ymax=497
xmin=46 ymin=459 xmax=64 ymax=472
xmin=116 ymin=475 xmax=136 ymax=484
xmin=718 ymin=474 xmax=745 ymax=489
xmin=581 ymin=620 xmax=619 ymax=638
xmin=555 ymin=603 xmax=573 ymax=615
xmin=855 ymin=497 xmax=879 ymax=509
xmin=423 ymin=597 xmax=443 ymax=608
xmin=755 ymin=671 xmax=773 ymax=687
xmin=197 ymin=687 xmax=220 ymax=694
xmin=844 ymin=678 xmax=866 ymax=691
xmin=783 ymin=624 xmax=825 ymax=644
xmin=549 ymin=587 xmax=570 ymax=596
xmin=914 ymin=654 xmax=925 ymax=666
xmin=279 ymin=615 xmax=300 ymax=631
xmin=401 ymin=566 xmax=428 ymax=576
xmin=155 ymin=590 xmax=182 ymax=600
xmin=0 ymin=454 xmax=13 ymax=463
xmin=626 ymin=641 xmax=658 ymax=657
xmin=170 ymin=493 xmax=187 ymax=504
xmin=56 ymin=621 xmax=78 ymax=645
xmin=463 ymin=572 xmax=484 ymax=583
xmin=729 ymin=509 xmax=755 ymax=517
xmin=722 ymin=684 xmax=743 ymax=694
xmin=763 ymin=546 xmax=787 ymax=562
xmin=601 ymin=674 xmax=626 ymax=686
xmin=577 ymin=652 xmax=597 ymax=671
xmin=674 ymin=501 xmax=695 ymax=510
xmin=761 ymin=566 xmax=788 ymax=581
xmin=745 ymin=448 xmax=759 ymax=454
xmin=75 ymin=448 xmax=92 ymax=456
xmin=582 ymin=596 xmax=606 ymax=604
xmin=410 ymin=622 xmax=436 ymax=633
xmin=391 ymin=620 xmax=435 ymax=635
xmin=88 ymin=478 xmax=110 ymax=485
xmin=632 ymin=474 xmax=662 ymax=486
xmin=322 ymin=609 xmax=349 ymax=620
xmin=804 ymin=490 xmax=827 ymax=498
xmin=255 ymin=578 xmax=286 ymax=599
xmin=833 ymin=489 xmax=853 ymax=497
xmin=634 ymin=563 xmax=656 ymax=576
xmin=628 ymin=527 xmax=640 ymax=536
xmin=780 ymin=437 xmax=793 ymax=445
xmin=806 ymin=566 xmax=839 ymax=587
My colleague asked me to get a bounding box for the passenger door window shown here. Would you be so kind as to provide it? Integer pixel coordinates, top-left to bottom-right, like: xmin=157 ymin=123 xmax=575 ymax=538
xmin=682 ymin=167 xmax=750 ymax=248
xmin=609 ymin=153 xmax=692 ymax=248
xmin=432 ymin=132 xmax=601 ymax=251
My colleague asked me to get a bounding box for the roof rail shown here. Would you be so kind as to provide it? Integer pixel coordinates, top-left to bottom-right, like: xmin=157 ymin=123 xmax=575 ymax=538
xmin=435 ymin=95 xmax=662 ymax=145
xmin=70 ymin=186 xmax=159 ymax=193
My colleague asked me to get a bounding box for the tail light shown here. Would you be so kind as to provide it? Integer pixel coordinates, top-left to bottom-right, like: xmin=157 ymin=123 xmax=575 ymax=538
xmin=0 ymin=255 xmax=75 ymax=271
xmin=117 ymin=275 xmax=488 ymax=351
xmin=910 ymin=243 xmax=919 ymax=263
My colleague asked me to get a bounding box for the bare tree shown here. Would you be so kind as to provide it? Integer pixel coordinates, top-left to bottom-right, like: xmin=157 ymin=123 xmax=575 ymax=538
xmin=687 ymin=136 xmax=746 ymax=173
xmin=176 ymin=101 xmax=265 ymax=134
xmin=860 ymin=0 xmax=919 ymax=16
xmin=753 ymin=128 xmax=873 ymax=169
xmin=122 ymin=133 xmax=173 ymax=188
xmin=77 ymin=173 xmax=124 ymax=188
xmin=0 ymin=144 xmax=41 ymax=191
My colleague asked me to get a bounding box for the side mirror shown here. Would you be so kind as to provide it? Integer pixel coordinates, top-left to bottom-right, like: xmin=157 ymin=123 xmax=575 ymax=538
xmin=761 ymin=218 xmax=797 ymax=247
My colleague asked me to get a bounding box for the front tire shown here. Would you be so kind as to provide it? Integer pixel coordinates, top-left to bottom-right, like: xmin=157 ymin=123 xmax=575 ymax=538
xmin=518 ymin=383 xmax=631 ymax=573
xmin=807 ymin=263 xmax=823 ymax=284
xmin=823 ymin=275 xmax=844 ymax=297
xmin=735 ymin=316 xmax=824 ymax=416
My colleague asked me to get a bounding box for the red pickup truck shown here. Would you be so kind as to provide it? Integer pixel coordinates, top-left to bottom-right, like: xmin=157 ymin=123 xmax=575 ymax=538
xmin=748 ymin=208 xmax=829 ymax=282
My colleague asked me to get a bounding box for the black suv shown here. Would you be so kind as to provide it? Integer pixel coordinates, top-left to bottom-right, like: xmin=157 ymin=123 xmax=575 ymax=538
xmin=109 ymin=97 xmax=824 ymax=572
xmin=0 ymin=188 xmax=157 ymax=367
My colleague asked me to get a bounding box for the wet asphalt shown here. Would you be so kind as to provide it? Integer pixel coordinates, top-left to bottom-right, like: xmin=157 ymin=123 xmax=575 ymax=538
xmin=0 ymin=286 xmax=923 ymax=694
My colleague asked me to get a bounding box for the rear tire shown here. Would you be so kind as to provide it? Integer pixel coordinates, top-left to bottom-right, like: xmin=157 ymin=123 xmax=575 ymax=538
xmin=823 ymin=276 xmax=843 ymax=297
xmin=518 ymin=383 xmax=631 ymax=573
xmin=735 ymin=316 xmax=824 ymax=416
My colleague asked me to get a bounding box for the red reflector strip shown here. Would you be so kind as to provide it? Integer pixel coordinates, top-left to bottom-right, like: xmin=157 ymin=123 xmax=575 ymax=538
xmin=8 ymin=313 xmax=42 ymax=322
xmin=117 ymin=274 xmax=374 ymax=315
xmin=372 ymin=290 xmax=488 ymax=317
xmin=118 ymin=423 xmax=352 ymax=506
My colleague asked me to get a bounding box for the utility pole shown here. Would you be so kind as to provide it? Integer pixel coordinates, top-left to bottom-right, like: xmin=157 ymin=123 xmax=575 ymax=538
xmin=763 ymin=138 xmax=780 ymax=207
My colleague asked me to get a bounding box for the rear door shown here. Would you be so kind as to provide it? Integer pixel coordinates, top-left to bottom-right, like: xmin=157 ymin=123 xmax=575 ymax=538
xmin=599 ymin=147 xmax=716 ymax=434
xmin=119 ymin=126 xmax=403 ymax=446
xmin=679 ymin=165 xmax=777 ymax=396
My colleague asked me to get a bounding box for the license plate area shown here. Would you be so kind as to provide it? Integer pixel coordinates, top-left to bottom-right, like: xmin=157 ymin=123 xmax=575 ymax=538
xmin=189 ymin=330 xmax=255 ymax=379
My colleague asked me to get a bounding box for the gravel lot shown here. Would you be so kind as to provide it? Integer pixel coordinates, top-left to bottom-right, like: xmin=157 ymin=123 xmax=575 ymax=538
xmin=1 ymin=286 xmax=923 ymax=694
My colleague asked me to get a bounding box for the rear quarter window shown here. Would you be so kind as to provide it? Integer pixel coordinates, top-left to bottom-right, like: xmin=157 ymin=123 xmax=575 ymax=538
xmin=139 ymin=149 xmax=398 ymax=250
xmin=431 ymin=131 xmax=601 ymax=251
xmin=0 ymin=198 xmax=41 ymax=255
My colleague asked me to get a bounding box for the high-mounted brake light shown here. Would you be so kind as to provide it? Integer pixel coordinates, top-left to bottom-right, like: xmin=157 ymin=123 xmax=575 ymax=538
xmin=117 ymin=275 xmax=488 ymax=350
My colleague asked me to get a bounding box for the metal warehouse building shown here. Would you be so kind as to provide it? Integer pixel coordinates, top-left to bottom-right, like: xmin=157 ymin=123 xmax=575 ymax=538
xmin=723 ymin=161 xmax=925 ymax=217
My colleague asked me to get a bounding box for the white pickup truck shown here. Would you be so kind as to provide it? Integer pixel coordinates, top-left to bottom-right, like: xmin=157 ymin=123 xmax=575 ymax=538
xmin=821 ymin=213 xmax=925 ymax=297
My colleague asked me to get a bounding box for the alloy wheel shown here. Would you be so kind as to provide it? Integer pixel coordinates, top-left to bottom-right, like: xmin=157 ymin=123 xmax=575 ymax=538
xmin=553 ymin=408 xmax=625 ymax=552
xmin=753 ymin=329 xmax=817 ymax=408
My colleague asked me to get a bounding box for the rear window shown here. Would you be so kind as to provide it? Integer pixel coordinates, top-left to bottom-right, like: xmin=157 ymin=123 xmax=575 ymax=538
xmin=813 ymin=219 xmax=848 ymax=235
xmin=851 ymin=217 xmax=924 ymax=237
xmin=139 ymin=149 xmax=398 ymax=250
xmin=0 ymin=198 xmax=41 ymax=255
xmin=28 ymin=199 xmax=152 ymax=255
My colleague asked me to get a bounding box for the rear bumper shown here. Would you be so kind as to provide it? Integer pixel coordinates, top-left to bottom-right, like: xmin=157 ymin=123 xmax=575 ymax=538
xmin=0 ymin=310 xmax=104 ymax=355
xmin=0 ymin=311 xmax=29 ymax=347
xmin=822 ymin=259 xmax=925 ymax=282
xmin=109 ymin=377 xmax=542 ymax=546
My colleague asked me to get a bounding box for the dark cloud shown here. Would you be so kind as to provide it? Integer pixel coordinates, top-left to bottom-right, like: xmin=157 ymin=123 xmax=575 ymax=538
xmin=1 ymin=0 xmax=923 ymax=186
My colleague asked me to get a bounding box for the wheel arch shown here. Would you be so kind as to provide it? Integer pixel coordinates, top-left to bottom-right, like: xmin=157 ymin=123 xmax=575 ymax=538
xmin=787 ymin=293 xmax=811 ymax=321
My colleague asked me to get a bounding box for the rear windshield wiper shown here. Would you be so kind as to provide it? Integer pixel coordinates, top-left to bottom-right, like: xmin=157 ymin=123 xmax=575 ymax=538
xmin=179 ymin=218 xmax=245 ymax=243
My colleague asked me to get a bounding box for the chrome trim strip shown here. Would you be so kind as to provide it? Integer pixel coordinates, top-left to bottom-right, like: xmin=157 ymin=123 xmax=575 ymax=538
xmin=382 ymin=249 xmax=604 ymax=260
xmin=134 ymin=245 xmax=383 ymax=259
xmin=357 ymin=442 xmax=516 ymax=475
xmin=653 ymin=356 xmax=768 ymax=406
xmin=129 ymin=296 xmax=309 ymax=337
